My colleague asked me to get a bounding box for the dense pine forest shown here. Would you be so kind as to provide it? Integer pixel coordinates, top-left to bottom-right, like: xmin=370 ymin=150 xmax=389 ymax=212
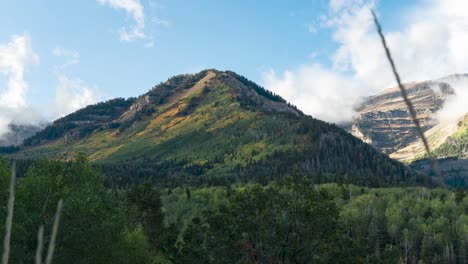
xmin=1 ymin=157 xmax=466 ymax=263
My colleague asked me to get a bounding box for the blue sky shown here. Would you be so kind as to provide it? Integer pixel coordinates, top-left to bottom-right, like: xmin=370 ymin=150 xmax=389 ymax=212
xmin=1 ymin=0 xmax=468 ymax=129
xmin=0 ymin=1 xmax=332 ymax=105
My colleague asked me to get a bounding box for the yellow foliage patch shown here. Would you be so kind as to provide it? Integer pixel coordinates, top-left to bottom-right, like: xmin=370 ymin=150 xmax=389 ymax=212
xmin=137 ymin=104 xmax=185 ymax=137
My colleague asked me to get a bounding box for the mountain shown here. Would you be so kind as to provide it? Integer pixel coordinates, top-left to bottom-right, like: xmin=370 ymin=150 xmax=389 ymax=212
xmin=11 ymin=70 xmax=419 ymax=187
xmin=348 ymin=74 xmax=468 ymax=186
xmin=350 ymin=76 xmax=456 ymax=154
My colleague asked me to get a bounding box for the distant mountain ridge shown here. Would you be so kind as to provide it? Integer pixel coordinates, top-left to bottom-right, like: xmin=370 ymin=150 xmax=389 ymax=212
xmin=350 ymin=75 xmax=458 ymax=154
xmin=349 ymin=74 xmax=468 ymax=186
xmin=8 ymin=69 xmax=417 ymax=187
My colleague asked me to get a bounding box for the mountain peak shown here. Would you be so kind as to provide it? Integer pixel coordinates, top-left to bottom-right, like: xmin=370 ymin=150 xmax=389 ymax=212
xmin=21 ymin=70 xmax=302 ymax=149
xmin=138 ymin=69 xmax=302 ymax=117
xmin=7 ymin=70 xmax=415 ymax=187
xmin=351 ymin=75 xmax=459 ymax=153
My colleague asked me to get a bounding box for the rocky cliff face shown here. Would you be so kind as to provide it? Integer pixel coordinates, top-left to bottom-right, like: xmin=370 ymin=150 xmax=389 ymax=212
xmin=350 ymin=79 xmax=455 ymax=153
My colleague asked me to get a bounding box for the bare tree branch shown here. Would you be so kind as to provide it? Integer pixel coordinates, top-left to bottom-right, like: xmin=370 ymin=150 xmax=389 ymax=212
xmin=45 ymin=200 xmax=63 ymax=264
xmin=371 ymin=9 xmax=443 ymax=183
xmin=35 ymin=226 xmax=44 ymax=264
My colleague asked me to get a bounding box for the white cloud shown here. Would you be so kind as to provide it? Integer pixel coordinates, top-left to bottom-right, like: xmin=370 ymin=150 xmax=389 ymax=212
xmin=263 ymin=0 xmax=468 ymax=123
xmin=0 ymin=34 xmax=38 ymax=109
xmin=434 ymin=75 xmax=468 ymax=123
xmin=52 ymin=47 xmax=79 ymax=69
xmin=97 ymin=0 xmax=147 ymax=42
xmin=151 ymin=17 xmax=170 ymax=27
xmin=262 ymin=65 xmax=361 ymax=123
xmin=0 ymin=34 xmax=43 ymax=140
xmin=0 ymin=115 xmax=9 ymax=138
xmin=53 ymin=48 xmax=100 ymax=118
xmin=54 ymin=75 xmax=98 ymax=118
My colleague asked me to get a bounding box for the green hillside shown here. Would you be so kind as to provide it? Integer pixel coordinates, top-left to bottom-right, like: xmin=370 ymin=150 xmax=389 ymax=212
xmin=431 ymin=114 xmax=468 ymax=158
xmin=12 ymin=70 xmax=420 ymax=187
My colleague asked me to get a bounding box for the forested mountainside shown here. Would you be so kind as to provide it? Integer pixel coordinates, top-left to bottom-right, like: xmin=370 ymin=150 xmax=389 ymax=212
xmin=408 ymin=115 xmax=468 ymax=186
xmin=9 ymin=70 xmax=420 ymax=187
xmin=431 ymin=114 xmax=468 ymax=159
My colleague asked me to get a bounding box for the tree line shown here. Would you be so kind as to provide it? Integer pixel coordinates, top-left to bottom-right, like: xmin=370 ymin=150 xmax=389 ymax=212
xmin=1 ymin=156 xmax=466 ymax=263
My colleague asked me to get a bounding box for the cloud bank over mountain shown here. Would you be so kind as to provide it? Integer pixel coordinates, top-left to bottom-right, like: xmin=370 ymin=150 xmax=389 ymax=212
xmin=0 ymin=34 xmax=42 ymax=140
xmin=0 ymin=38 xmax=101 ymax=142
xmin=263 ymin=0 xmax=468 ymax=123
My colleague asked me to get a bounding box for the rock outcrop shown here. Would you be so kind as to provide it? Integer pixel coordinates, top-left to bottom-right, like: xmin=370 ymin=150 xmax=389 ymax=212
xmin=350 ymin=78 xmax=455 ymax=153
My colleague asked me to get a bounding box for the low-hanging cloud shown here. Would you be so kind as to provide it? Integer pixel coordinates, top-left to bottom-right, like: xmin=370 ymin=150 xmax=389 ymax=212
xmin=0 ymin=34 xmax=43 ymax=140
xmin=54 ymin=76 xmax=98 ymax=118
xmin=263 ymin=0 xmax=468 ymax=124
xmin=434 ymin=75 xmax=468 ymax=124
xmin=262 ymin=65 xmax=361 ymax=123
xmin=0 ymin=34 xmax=38 ymax=109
